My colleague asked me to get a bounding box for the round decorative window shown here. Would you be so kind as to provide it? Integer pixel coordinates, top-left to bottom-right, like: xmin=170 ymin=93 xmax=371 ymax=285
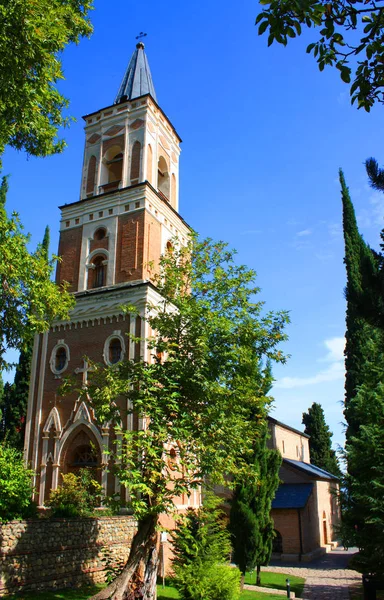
xmin=50 ymin=340 xmax=70 ymax=375
xmin=103 ymin=332 xmax=125 ymax=366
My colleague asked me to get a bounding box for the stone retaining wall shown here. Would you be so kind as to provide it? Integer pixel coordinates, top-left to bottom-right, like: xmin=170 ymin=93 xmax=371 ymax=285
xmin=0 ymin=516 xmax=137 ymax=596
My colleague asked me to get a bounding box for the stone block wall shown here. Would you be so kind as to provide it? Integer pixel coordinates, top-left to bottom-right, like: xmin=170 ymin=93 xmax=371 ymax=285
xmin=0 ymin=516 xmax=137 ymax=596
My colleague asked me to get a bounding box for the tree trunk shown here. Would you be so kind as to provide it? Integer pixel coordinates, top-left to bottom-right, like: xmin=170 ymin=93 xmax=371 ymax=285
xmin=256 ymin=564 xmax=261 ymax=586
xmin=90 ymin=515 xmax=159 ymax=600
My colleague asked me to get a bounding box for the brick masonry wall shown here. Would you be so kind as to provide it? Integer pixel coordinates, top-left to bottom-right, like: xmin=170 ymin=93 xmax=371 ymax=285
xmin=0 ymin=516 xmax=137 ymax=596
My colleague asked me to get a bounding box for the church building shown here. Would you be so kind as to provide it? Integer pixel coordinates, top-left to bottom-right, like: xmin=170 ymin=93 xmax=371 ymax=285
xmin=23 ymin=41 xmax=339 ymax=563
xmin=23 ymin=41 xmax=196 ymax=509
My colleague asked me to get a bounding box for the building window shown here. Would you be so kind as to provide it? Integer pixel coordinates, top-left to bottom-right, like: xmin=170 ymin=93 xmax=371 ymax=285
xmin=55 ymin=347 xmax=67 ymax=371
xmin=109 ymin=338 xmax=122 ymax=364
xmin=93 ymin=256 xmax=106 ymax=288
xmin=103 ymin=332 xmax=125 ymax=366
xmin=157 ymin=155 xmax=170 ymax=199
xmin=94 ymin=227 xmax=106 ymax=241
xmin=72 ymin=445 xmax=98 ymax=468
xmin=49 ymin=341 xmax=70 ymax=375
xmin=282 ymin=440 xmax=285 ymax=454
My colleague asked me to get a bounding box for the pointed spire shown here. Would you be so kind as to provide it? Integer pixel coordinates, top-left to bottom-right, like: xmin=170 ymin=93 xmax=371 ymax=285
xmin=114 ymin=42 xmax=157 ymax=104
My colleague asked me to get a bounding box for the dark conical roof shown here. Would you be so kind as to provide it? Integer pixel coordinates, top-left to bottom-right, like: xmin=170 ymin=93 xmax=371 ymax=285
xmin=114 ymin=42 xmax=157 ymax=104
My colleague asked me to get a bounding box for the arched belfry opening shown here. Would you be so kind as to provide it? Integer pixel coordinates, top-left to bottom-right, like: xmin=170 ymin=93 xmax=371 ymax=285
xmin=87 ymin=253 xmax=107 ymax=289
xmin=157 ymin=155 xmax=170 ymax=200
xmin=101 ymin=145 xmax=123 ymax=192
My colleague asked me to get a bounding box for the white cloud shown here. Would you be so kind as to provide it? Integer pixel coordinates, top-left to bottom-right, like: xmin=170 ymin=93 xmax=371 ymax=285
xmin=297 ymin=229 xmax=312 ymax=237
xmin=322 ymin=336 xmax=345 ymax=363
xmin=274 ymin=337 xmax=345 ymax=390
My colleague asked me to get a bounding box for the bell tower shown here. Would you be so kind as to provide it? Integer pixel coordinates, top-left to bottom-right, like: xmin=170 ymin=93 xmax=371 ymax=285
xmin=24 ymin=43 xmax=191 ymax=507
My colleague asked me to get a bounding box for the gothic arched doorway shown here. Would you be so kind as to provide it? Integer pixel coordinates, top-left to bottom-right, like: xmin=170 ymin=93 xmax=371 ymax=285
xmin=61 ymin=426 xmax=102 ymax=484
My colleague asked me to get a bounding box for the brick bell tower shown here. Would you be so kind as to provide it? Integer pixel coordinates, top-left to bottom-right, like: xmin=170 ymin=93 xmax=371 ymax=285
xmin=24 ymin=42 xmax=191 ymax=507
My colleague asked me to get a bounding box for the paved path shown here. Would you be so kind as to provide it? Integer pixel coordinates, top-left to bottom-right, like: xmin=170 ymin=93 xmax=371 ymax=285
xmin=262 ymin=548 xmax=361 ymax=599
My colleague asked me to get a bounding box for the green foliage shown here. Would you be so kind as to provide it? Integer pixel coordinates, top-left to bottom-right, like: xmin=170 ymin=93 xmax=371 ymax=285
xmin=229 ymin=420 xmax=281 ymax=580
xmin=0 ymin=442 xmax=35 ymax=521
xmin=302 ymin=402 xmax=341 ymax=477
xmin=341 ymin=169 xmax=384 ymax=576
xmin=256 ymin=0 xmax=384 ymax=111
xmin=0 ymin=177 xmax=74 ymax=369
xmin=171 ymin=494 xmax=241 ymax=600
xmin=47 ymin=469 xmax=102 ymax=518
xmin=0 ymin=0 xmax=93 ymax=160
xmin=84 ymin=235 xmax=289 ymax=522
xmin=0 ymin=225 xmax=50 ymax=448
xmin=342 ymin=336 xmax=384 ymax=576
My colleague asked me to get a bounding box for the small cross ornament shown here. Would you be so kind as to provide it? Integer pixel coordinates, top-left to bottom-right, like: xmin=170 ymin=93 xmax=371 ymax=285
xmin=75 ymin=358 xmax=94 ymax=388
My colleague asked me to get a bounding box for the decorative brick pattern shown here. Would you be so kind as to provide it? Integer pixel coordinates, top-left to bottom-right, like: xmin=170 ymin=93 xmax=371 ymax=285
xmin=0 ymin=516 xmax=137 ymax=596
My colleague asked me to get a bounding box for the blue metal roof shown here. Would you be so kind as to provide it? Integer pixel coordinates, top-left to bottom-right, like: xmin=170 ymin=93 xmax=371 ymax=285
xmin=284 ymin=459 xmax=339 ymax=480
xmin=272 ymin=483 xmax=313 ymax=509
xmin=114 ymin=42 xmax=157 ymax=104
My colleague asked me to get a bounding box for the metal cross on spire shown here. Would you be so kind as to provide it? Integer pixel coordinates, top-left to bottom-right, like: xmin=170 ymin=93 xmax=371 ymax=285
xmin=136 ymin=32 xmax=147 ymax=40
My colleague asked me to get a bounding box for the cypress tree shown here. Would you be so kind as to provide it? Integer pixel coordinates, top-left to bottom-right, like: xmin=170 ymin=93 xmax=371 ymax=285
xmin=340 ymin=169 xmax=380 ymax=438
xmin=229 ymin=419 xmax=281 ymax=585
xmin=0 ymin=226 xmax=50 ymax=449
xmin=341 ymin=169 xmax=384 ymax=575
xmin=302 ymin=403 xmax=341 ymax=477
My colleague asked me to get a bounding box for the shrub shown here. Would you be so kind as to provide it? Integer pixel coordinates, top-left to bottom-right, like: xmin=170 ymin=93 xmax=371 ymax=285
xmin=171 ymin=493 xmax=241 ymax=600
xmin=47 ymin=469 xmax=102 ymax=518
xmin=0 ymin=443 xmax=35 ymax=522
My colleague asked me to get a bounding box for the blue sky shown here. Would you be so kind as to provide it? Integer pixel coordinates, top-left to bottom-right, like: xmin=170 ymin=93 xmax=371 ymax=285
xmin=3 ymin=0 xmax=384 ymax=452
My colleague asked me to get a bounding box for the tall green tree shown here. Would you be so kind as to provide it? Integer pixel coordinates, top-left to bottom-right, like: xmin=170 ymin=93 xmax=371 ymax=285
xmin=342 ymin=334 xmax=384 ymax=576
xmin=80 ymin=235 xmax=289 ymax=600
xmin=229 ymin=418 xmax=281 ymax=586
xmin=340 ymin=169 xmax=384 ymax=576
xmin=302 ymin=402 xmax=341 ymax=477
xmin=0 ymin=178 xmax=74 ymax=369
xmin=0 ymin=225 xmax=50 ymax=448
xmin=0 ymin=0 xmax=93 ymax=159
xmin=255 ymin=0 xmax=384 ymax=111
xmin=340 ymin=169 xmax=381 ymax=438
xmin=229 ymin=362 xmax=281 ymax=585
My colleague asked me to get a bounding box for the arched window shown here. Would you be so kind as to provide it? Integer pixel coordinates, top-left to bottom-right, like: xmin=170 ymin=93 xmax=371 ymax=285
xmin=109 ymin=338 xmax=122 ymax=364
xmin=130 ymin=141 xmax=141 ymax=184
xmin=157 ymin=156 xmax=170 ymax=199
xmin=100 ymin=145 xmax=123 ymax=192
xmin=55 ymin=347 xmax=67 ymax=372
xmin=107 ymin=152 xmax=123 ymax=183
xmin=92 ymin=256 xmax=106 ymax=288
xmin=72 ymin=444 xmax=98 ymax=468
xmin=94 ymin=227 xmax=106 ymax=241
xmin=146 ymin=144 xmax=153 ymax=183
xmin=86 ymin=155 xmax=97 ymax=195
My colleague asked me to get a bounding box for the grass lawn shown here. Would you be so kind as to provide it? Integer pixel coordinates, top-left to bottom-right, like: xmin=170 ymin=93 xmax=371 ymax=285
xmin=245 ymin=570 xmax=305 ymax=598
xmin=5 ymin=575 xmax=304 ymax=600
xmin=157 ymin=584 xmax=293 ymax=600
xmin=3 ymin=585 xmax=106 ymax=600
